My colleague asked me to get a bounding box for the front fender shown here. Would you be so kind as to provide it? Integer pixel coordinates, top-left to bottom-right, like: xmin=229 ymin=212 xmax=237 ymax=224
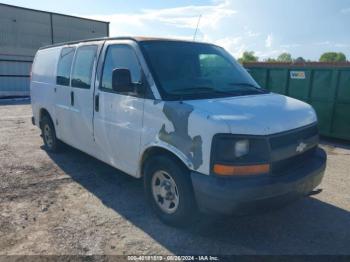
xmin=138 ymin=140 xmax=194 ymax=177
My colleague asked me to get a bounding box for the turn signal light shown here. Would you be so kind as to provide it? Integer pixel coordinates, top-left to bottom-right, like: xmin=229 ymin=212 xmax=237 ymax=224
xmin=213 ymin=164 xmax=270 ymax=176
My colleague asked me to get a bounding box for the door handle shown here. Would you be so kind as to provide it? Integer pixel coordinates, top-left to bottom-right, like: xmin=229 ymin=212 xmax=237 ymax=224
xmin=95 ymin=94 xmax=99 ymax=112
xmin=70 ymin=91 xmax=74 ymax=106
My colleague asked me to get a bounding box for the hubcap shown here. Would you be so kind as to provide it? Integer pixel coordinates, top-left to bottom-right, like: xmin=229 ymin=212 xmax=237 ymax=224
xmin=151 ymin=171 xmax=179 ymax=214
xmin=43 ymin=124 xmax=53 ymax=148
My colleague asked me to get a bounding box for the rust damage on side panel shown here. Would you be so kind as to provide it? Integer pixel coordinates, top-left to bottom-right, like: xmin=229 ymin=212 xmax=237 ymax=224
xmin=159 ymin=102 xmax=203 ymax=170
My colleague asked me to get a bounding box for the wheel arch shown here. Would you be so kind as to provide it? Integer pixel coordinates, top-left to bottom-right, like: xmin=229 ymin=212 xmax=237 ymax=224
xmin=139 ymin=146 xmax=191 ymax=177
xmin=39 ymin=108 xmax=53 ymax=128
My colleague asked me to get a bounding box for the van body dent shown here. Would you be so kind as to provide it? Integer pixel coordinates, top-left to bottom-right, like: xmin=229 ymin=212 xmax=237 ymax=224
xmin=31 ymin=37 xmax=326 ymax=225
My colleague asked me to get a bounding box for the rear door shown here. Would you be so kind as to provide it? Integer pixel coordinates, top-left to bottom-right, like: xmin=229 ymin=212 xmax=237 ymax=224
xmin=69 ymin=44 xmax=99 ymax=154
xmin=93 ymin=41 xmax=147 ymax=176
xmin=55 ymin=46 xmax=75 ymax=144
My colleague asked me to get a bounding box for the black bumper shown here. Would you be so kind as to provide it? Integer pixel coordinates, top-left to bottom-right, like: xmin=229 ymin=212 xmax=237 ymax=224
xmin=191 ymin=147 xmax=327 ymax=215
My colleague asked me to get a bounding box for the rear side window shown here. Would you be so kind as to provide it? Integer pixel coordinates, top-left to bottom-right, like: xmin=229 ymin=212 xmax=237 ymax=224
xmin=71 ymin=45 xmax=97 ymax=89
xmin=56 ymin=47 xmax=75 ymax=86
xmin=32 ymin=48 xmax=59 ymax=83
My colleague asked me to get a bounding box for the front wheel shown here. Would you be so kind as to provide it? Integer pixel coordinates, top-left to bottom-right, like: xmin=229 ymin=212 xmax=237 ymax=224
xmin=144 ymin=155 xmax=198 ymax=227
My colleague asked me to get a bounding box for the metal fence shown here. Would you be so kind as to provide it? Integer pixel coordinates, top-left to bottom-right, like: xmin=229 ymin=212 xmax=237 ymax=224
xmin=245 ymin=62 xmax=350 ymax=141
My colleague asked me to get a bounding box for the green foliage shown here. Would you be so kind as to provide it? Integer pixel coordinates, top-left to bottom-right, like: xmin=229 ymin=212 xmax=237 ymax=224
xmin=277 ymin=53 xmax=292 ymax=62
xmin=294 ymin=57 xmax=306 ymax=63
xmin=265 ymin=53 xmax=293 ymax=63
xmin=238 ymin=51 xmax=258 ymax=64
xmin=265 ymin=58 xmax=277 ymax=62
xmin=319 ymin=52 xmax=347 ymax=62
xmin=240 ymin=50 xmax=349 ymax=64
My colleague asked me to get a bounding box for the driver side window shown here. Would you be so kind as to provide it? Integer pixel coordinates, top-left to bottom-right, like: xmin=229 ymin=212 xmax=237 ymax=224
xmin=101 ymin=45 xmax=142 ymax=91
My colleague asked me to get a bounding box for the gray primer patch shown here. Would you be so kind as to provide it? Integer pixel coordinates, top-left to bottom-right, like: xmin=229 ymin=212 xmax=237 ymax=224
xmin=153 ymin=99 xmax=162 ymax=105
xmin=159 ymin=102 xmax=203 ymax=170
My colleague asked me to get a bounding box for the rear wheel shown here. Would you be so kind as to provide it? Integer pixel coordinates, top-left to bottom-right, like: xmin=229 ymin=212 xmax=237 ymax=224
xmin=144 ymin=155 xmax=198 ymax=227
xmin=41 ymin=115 xmax=61 ymax=153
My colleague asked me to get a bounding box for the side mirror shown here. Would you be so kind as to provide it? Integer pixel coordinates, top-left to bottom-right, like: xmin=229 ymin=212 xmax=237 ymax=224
xmin=112 ymin=68 xmax=134 ymax=93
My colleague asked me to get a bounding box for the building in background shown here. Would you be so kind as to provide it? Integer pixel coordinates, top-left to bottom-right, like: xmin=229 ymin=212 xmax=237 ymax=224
xmin=0 ymin=3 xmax=109 ymax=97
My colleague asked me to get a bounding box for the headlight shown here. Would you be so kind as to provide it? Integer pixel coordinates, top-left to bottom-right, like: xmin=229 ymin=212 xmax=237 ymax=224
xmin=211 ymin=135 xmax=270 ymax=176
xmin=234 ymin=139 xmax=249 ymax=158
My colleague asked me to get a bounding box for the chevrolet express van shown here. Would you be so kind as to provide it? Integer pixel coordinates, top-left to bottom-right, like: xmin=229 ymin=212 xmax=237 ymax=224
xmin=31 ymin=37 xmax=327 ymax=226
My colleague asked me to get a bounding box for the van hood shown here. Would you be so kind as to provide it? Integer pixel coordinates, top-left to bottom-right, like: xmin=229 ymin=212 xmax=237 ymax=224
xmin=186 ymin=93 xmax=317 ymax=135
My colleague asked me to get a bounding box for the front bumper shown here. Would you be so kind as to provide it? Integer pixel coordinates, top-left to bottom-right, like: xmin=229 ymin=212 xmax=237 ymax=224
xmin=191 ymin=147 xmax=327 ymax=215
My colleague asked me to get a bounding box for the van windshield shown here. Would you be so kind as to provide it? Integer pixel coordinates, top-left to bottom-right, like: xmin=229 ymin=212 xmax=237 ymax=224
xmin=140 ymin=41 xmax=267 ymax=100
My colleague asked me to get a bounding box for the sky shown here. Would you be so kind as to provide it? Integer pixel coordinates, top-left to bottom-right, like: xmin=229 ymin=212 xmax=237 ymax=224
xmin=3 ymin=0 xmax=350 ymax=60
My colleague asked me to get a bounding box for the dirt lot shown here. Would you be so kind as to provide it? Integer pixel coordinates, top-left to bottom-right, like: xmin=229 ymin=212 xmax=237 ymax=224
xmin=0 ymin=100 xmax=349 ymax=255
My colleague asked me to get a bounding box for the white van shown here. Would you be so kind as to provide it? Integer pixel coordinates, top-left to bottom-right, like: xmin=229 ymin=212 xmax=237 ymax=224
xmin=31 ymin=37 xmax=327 ymax=226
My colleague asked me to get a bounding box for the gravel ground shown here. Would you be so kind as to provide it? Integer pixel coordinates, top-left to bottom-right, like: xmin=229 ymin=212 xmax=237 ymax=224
xmin=0 ymin=100 xmax=349 ymax=255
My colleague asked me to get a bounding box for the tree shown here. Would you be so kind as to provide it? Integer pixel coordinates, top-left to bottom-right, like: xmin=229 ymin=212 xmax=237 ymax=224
xmin=294 ymin=57 xmax=306 ymax=63
xmin=238 ymin=51 xmax=258 ymax=63
xmin=319 ymin=52 xmax=346 ymax=62
xmin=265 ymin=57 xmax=277 ymax=62
xmin=277 ymin=53 xmax=292 ymax=62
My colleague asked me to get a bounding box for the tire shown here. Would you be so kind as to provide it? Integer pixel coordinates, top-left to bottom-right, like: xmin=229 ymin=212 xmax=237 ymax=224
xmin=41 ymin=115 xmax=61 ymax=153
xmin=144 ymin=155 xmax=198 ymax=227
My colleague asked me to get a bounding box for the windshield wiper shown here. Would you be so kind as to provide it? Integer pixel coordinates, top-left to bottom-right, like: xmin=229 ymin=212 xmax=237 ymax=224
xmin=228 ymin=82 xmax=268 ymax=93
xmin=169 ymin=84 xmax=268 ymax=100
xmin=171 ymin=86 xmax=215 ymax=93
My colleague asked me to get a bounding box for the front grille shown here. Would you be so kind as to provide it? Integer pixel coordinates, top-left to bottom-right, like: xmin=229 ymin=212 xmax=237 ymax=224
xmin=268 ymin=124 xmax=319 ymax=176
xmin=271 ymin=147 xmax=316 ymax=175
xmin=269 ymin=124 xmax=318 ymax=150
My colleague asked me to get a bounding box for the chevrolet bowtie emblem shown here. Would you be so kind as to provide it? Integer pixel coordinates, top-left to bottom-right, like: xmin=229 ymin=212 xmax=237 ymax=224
xmin=296 ymin=142 xmax=307 ymax=153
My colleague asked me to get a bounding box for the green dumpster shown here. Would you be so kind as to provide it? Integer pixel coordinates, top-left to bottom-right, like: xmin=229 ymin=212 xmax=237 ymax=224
xmin=245 ymin=62 xmax=350 ymax=141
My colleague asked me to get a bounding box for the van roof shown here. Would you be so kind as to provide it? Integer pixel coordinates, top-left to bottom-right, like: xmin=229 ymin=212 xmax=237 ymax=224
xmin=39 ymin=36 xmax=207 ymax=50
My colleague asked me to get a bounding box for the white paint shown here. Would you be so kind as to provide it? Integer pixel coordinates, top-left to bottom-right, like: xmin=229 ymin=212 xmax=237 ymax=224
xmin=186 ymin=93 xmax=317 ymax=136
